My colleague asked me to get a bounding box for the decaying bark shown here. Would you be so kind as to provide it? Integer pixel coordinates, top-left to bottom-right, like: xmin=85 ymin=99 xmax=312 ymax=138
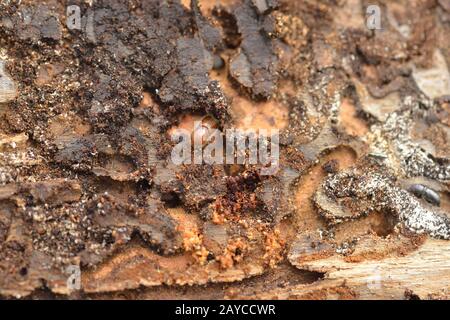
xmin=0 ymin=0 xmax=450 ymax=300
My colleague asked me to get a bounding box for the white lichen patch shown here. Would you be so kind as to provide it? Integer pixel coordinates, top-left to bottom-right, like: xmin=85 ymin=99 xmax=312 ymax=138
xmin=322 ymin=169 xmax=450 ymax=240
xmin=368 ymin=97 xmax=450 ymax=181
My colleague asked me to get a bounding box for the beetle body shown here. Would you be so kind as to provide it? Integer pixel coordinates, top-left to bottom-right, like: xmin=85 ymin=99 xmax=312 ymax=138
xmin=408 ymin=184 xmax=440 ymax=206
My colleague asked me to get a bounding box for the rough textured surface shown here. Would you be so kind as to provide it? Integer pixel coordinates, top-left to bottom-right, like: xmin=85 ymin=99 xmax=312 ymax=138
xmin=0 ymin=0 xmax=449 ymax=300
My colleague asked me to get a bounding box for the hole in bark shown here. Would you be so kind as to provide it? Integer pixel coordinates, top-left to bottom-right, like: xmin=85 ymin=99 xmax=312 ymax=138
xmin=161 ymin=191 xmax=183 ymax=208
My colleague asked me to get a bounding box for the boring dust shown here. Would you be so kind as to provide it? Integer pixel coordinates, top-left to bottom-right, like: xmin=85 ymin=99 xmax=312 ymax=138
xmin=1 ymin=0 xmax=450 ymax=300
xmin=86 ymin=145 xmax=393 ymax=299
xmin=5 ymin=55 xmax=424 ymax=299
